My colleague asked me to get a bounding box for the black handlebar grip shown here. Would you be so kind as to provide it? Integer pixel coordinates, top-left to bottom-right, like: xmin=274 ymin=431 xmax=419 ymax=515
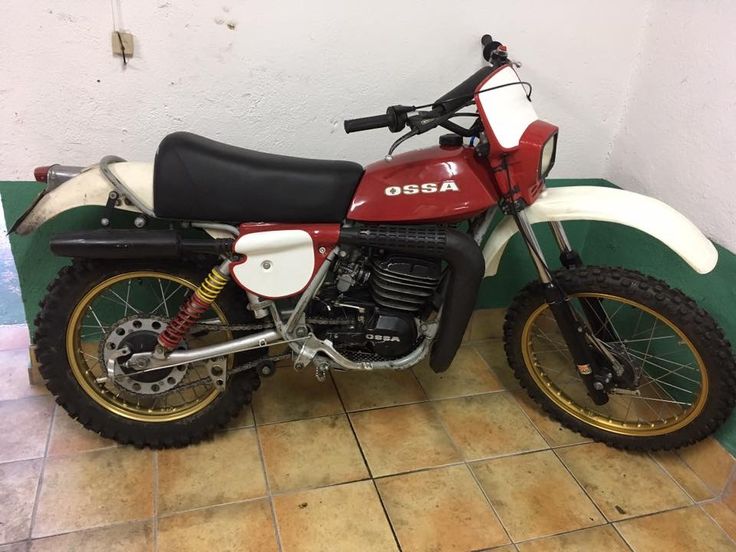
xmin=343 ymin=114 xmax=391 ymax=134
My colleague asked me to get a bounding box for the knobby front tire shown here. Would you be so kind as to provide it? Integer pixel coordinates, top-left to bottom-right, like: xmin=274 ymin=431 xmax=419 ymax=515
xmin=504 ymin=266 xmax=736 ymax=451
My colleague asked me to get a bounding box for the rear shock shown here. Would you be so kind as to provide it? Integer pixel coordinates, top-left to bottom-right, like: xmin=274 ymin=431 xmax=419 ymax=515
xmin=155 ymin=261 xmax=230 ymax=355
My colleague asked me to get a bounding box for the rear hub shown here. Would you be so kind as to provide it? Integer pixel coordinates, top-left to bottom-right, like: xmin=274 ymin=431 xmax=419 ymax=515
xmin=102 ymin=316 xmax=188 ymax=394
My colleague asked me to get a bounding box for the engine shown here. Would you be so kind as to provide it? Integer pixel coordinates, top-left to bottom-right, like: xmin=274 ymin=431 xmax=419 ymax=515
xmin=312 ymin=250 xmax=442 ymax=359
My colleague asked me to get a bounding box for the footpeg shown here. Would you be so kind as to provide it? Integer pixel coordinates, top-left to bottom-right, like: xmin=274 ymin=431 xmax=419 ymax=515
xmin=257 ymin=360 xmax=276 ymax=378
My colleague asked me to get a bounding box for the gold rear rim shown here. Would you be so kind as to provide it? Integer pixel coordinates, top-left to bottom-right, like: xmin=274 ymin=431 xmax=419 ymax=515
xmin=66 ymin=271 xmax=233 ymax=422
xmin=521 ymin=293 xmax=708 ymax=436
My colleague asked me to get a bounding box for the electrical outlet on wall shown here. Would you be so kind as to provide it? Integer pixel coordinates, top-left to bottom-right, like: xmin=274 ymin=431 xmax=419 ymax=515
xmin=111 ymin=31 xmax=134 ymax=58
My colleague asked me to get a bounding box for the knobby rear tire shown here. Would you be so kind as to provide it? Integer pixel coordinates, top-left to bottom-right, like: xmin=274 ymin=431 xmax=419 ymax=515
xmin=503 ymin=266 xmax=736 ymax=451
xmin=35 ymin=259 xmax=261 ymax=449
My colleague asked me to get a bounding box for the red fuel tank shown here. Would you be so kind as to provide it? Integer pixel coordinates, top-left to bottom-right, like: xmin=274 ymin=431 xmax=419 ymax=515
xmin=347 ymin=146 xmax=496 ymax=223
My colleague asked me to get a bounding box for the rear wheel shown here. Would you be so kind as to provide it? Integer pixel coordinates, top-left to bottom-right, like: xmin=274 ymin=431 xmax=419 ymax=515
xmin=35 ymin=259 xmax=262 ymax=448
xmin=504 ymin=266 xmax=736 ymax=450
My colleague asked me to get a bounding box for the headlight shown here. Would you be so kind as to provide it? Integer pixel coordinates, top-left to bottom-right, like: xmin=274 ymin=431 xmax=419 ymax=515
xmin=540 ymin=133 xmax=557 ymax=178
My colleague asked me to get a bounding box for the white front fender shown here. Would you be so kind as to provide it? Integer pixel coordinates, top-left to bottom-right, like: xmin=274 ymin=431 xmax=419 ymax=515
xmin=14 ymin=162 xmax=154 ymax=235
xmin=483 ymin=186 xmax=718 ymax=276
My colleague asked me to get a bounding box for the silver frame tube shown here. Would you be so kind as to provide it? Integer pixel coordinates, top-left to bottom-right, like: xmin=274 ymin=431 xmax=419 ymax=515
xmin=284 ymin=248 xmax=339 ymax=336
xmin=130 ymin=329 xmax=282 ymax=370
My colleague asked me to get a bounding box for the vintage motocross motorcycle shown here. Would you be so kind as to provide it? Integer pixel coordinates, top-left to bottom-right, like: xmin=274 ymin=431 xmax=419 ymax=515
xmin=13 ymin=35 xmax=735 ymax=450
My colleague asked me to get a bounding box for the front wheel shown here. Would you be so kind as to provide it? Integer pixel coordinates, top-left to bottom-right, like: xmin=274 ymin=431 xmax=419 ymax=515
xmin=504 ymin=266 xmax=736 ymax=450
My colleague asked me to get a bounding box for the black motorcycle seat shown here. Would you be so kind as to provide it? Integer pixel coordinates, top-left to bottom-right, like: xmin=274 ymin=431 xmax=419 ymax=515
xmin=153 ymin=132 xmax=364 ymax=223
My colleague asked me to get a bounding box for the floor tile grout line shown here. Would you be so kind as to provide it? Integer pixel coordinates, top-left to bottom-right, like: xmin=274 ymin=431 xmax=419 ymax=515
xmin=0 ymin=537 xmax=32 ymax=548
xmin=330 ymin=366 xmax=430 ymax=410
xmin=609 ymin=504 xmax=727 ymax=551
xmin=502 ymin=386 xmax=578 ymax=450
xmin=27 ymin=401 xmax=56 ymax=540
xmin=26 ymin=516 xmax=154 ymax=543
xmin=609 ymin=522 xmax=637 ymax=552
xmin=328 ymin=371 xmax=403 ymax=551
xmin=424 ymin=393 xmax=515 ymax=547
xmin=152 ymin=450 xmax=159 ymax=552
xmin=370 ymin=479 xmax=404 ymax=552
xmin=424 ymin=397 xmax=476 ymax=460
xmin=40 ymin=443 xmax=119 ymax=461
xmin=339 ymin=396 xmax=430 ymax=414
xmin=0 ymin=394 xmax=54 ymax=408
xmin=329 ymin=371 xmax=374 ymax=480
xmin=509 ymin=522 xmax=626 ymax=549
xmin=155 ymin=493 xmax=272 ymax=519
xmin=264 ymin=476 xmax=373 ymax=500
xmin=465 ymin=460 xmax=515 ymax=546
xmin=251 ymin=371 xmax=346 ymax=428
xmin=550 ymin=445 xmax=609 ymax=523
xmin=698 ymin=502 xmax=736 ymax=546
xmin=648 ymin=451 xmax=708 ymax=504
xmin=0 ymin=454 xmax=49 ymax=467
xmin=252 ymin=414 xmax=284 ymax=552
xmin=719 ymin=460 xmax=736 ymax=502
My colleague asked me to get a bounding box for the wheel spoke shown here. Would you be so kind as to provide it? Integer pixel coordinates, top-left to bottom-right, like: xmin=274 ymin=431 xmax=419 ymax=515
xmin=68 ymin=272 xmax=233 ymax=421
xmin=151 ymin=284 xmax=183 ymax=316
xmin=103 ymin=288 xmax=141 ymax=314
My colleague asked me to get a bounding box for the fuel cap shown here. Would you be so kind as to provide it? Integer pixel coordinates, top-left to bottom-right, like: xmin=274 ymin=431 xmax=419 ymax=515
xmin=439 ymin=134 xmax=463 ymax=148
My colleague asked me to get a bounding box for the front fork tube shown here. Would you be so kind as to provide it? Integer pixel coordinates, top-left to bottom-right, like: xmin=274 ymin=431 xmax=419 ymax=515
xmin=549 ymin=221 xmax=619 ymax=349
xmin=516 ymin=214 xmax=609 ymax=405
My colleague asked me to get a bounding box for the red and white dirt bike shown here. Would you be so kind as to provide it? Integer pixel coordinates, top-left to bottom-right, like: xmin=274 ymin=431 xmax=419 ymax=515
xmin=14 ymin=35 xmax=735 ymax=449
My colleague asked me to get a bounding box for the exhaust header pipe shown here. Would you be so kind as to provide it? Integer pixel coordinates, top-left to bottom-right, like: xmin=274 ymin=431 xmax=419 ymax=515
xmin=339 ymin=224 xmax=485 ymax=372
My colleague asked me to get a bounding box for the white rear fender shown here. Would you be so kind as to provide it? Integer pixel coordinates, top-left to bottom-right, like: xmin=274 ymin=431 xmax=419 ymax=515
xmin=15 ymin=162 xmax=154 ymax=235
xmin=483 ymin=186 xmax=719 ymax=276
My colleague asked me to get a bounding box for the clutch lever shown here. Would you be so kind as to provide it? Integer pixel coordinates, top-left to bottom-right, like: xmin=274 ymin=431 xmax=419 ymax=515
xmin=385 ymin=107 xmax=470 ymax=160
xmin=385 ymin=128 xmax=420 ymax=160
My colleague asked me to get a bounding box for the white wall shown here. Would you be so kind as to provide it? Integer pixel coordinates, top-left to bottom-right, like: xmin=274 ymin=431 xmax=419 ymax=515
xmin=607 ymin=0 xmax=736 ymax=251
xmin=0 ymin=0 xmax=648 ymax=180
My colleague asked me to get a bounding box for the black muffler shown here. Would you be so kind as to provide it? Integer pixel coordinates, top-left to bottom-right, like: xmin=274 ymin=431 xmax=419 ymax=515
xmin=339 ymin=225 xmax=485 ymax=372
xmin=50 ymin=229 xmax=233 ymax=259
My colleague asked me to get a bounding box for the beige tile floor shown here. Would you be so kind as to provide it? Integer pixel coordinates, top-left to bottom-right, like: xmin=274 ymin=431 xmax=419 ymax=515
xmin=2 ymin=321 xmax=736 ymax=551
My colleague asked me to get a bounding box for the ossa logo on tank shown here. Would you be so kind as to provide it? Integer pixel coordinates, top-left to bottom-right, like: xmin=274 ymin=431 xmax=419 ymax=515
xmin=384 ymin=180 xmax=460 ymax=196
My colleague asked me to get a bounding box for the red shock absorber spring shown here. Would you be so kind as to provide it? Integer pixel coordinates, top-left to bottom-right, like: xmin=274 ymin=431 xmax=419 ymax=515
xmin=157 ymin=266 xmax=229 ymax=352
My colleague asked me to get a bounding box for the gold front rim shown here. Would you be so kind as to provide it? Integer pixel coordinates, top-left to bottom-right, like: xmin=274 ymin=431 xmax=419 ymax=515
xmin=521 ymin=293 xmax=708 ymax=437
xmin=66 ymin=271 xmax=231 ymax=422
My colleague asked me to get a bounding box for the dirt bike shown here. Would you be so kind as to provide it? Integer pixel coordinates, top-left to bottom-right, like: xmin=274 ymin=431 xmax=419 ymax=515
xmin=13 ymin=34 xmax=735 ymax=450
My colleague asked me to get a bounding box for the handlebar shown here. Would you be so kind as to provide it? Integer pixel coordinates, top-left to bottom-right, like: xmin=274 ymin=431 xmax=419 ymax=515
xmin=344 ymin=34 xmax=506 ymax=136
xmin=344 ymin=114 xmax=391 ymax=134
xmin=344 ymin=105 xmax=419 ymax=134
